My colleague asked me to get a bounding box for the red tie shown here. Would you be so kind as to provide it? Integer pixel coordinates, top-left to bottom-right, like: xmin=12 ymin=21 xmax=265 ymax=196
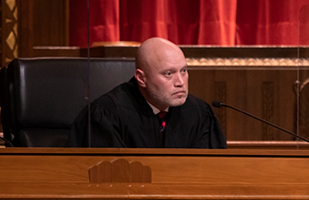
xmin=157 ymin=111 xmax=167 ymax=146
xmin=157 ymin=111 xmax=167 ymax=121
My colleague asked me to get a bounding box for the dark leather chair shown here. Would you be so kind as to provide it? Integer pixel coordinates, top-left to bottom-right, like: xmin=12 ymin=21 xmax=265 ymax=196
xmin=0 ymin=66 xmax=12 ymax=144
xmin=1 ymin=57 xmax=135 ymax=147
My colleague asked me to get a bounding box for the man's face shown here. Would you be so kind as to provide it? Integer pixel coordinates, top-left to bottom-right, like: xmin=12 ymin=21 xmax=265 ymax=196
xmin=144 ymin=49 xmax=189 ymax=110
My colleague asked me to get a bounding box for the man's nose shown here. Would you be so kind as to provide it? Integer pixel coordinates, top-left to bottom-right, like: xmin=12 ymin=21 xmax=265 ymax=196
xmin=174 ymin=72 xmax=185 ymax=86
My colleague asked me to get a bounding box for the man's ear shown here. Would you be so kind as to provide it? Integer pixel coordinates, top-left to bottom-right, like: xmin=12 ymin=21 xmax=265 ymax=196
xmin=135 ymin=69 xmax=146 ymax=88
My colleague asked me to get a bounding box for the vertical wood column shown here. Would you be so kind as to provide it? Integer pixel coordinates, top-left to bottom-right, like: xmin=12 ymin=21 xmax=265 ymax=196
xmin=17 ymin=0 xmax=33 ymax=58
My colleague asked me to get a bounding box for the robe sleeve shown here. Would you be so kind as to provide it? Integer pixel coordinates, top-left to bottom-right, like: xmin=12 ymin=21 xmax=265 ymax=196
xmin=192 ymin=102 xmax=227 ymax=149
xmin=208 ymin=107 xmax=227 ymax=149
xmin=66 ymin=95 xmax=126 ymax=147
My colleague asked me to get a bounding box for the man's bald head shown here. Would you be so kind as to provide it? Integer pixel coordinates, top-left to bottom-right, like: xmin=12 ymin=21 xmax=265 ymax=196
xmin=136 ymin=37 xmax=185 ymax=72
xmin=134 ymin=37 xmax=188 ymax=111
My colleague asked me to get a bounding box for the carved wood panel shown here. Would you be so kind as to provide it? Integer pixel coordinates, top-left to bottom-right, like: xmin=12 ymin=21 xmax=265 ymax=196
xmin=188 ymin=63 xmax=305 ymax=141
xmin=1 ymin=0 xmax=18 ymax=67
xmin=89 ymin=159 xmax=151 ymax=183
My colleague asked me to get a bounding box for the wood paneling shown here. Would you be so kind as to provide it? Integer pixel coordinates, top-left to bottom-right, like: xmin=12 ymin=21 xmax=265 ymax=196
xmin=189 ymin=69 xmax=300 ymax=141
xmin=17 ymin=0 xmax=69 ymax=58
xmin=32 ymin=0 xmax=69 ymax=46
xmin=1 ymin=148 xmax=309 ymax=199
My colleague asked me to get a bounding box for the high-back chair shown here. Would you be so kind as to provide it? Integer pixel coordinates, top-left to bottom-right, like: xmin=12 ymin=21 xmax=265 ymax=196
xmin=1 ymin=57 xmax=135 ymax=147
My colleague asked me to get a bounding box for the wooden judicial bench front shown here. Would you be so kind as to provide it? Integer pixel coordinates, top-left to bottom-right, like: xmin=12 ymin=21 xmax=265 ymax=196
xmin=1 ymin=147 xmax=309 ymax=199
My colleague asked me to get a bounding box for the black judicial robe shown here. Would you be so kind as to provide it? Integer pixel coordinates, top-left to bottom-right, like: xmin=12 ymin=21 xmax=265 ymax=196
xmin=67 ymin=77 xmax=227 ymax=148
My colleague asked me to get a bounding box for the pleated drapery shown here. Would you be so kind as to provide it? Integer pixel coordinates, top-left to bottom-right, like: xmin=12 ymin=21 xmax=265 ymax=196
xmin=69 ymin=0 xmax=309 ymax=47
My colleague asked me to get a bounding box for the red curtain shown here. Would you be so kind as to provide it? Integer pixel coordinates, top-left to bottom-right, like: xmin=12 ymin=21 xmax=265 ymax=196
xmin=69 ymin=0 xmax=119 ymax=47
xmin=69 ymin=0 xmax=309 ymax=47
xmin=235 ymin=0 xmax=309 ymax=45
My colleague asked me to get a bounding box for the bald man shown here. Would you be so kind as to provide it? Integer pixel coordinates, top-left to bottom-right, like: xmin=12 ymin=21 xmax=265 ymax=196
xmin=67 ymin=37 xmax=227 ymax=148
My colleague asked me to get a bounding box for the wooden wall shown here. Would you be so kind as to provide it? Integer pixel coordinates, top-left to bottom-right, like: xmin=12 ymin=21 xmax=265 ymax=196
xmin=18 ymin=0 xmax=69 ymax=58
xmin=184 ymin=48 xmax=309 ymax=141
xmin=32 ymin=0 xmax=69 ymax=46
xmin=189 ymin=67 xmax=298 ymax=141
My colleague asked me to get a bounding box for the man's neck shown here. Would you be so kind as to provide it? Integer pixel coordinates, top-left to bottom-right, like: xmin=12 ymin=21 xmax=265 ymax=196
xmin=147 ymin=101 xmax=169 ymax=115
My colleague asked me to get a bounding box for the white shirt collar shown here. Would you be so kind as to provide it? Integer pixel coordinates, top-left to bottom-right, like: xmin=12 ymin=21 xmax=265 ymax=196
xmin=147 ymin=101 xmax=169 ymax=115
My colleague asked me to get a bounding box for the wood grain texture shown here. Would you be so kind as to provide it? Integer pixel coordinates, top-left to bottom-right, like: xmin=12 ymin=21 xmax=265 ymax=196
xmin=189 ymin=69 xmax=299 ymax=141
xmin=1 ymin=148 xmax=309 ymax=199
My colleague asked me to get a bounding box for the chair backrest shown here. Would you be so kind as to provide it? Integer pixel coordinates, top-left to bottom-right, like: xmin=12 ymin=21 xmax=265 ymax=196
xmin=0 ymin=66 xmax=11 ymax=142
xmin=1 ymin=57 xmax=135 ymax=147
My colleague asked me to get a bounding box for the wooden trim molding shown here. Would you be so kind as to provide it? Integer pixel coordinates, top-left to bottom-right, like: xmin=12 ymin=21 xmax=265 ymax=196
xmin=186 ymin=57 xmax=309 ymax=69
xmin=227 ymin=140 xmax=309 ymax=150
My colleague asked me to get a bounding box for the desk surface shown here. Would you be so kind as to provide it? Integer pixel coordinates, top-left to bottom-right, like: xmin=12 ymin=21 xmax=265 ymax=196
xmin=1 ymin=148 xmax=309 ymax=199
xmin=2 ymin=146 xmax=309 ymax=155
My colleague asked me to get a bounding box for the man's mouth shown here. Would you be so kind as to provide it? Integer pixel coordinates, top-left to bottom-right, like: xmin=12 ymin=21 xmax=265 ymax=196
xmin=172 ymin=91 xmax=187 ymax=96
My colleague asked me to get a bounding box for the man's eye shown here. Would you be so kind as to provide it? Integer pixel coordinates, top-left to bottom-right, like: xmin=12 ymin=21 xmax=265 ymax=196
xmin=181 ymin=69 xmax=188 ymax=74
xmin=165 ymin=72 xmax=172 ymax=77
